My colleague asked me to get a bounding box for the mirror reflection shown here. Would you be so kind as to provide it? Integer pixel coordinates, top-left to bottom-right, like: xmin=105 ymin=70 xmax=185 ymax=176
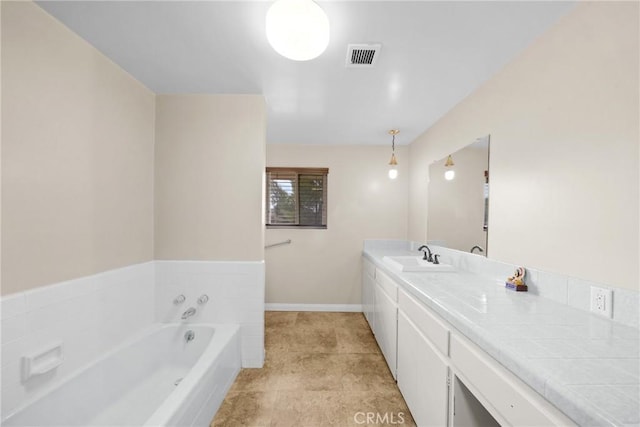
xmin=427 ymin=135 xmax=490 ymax=255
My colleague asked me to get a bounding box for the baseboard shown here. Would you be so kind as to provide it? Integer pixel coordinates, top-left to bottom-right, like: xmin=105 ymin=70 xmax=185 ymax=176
xmin=265 ymin=303 xmax=363 ymax=312
xmin=242 ymin=358 xmax=265 ymax=368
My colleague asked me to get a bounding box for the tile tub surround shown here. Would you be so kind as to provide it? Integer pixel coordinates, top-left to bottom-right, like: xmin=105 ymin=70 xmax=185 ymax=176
xmin=1 ymin=259 xmax=265 ymax=419
xmin=212 ymin=311 xmax=416 ymax=427
xmin=154 ymin=260 xmax=265 ymax=368
xmin=1 ymin=263 xmax=156 ymax=418
xmin=363 ymin=241 xmax=640 ymax=426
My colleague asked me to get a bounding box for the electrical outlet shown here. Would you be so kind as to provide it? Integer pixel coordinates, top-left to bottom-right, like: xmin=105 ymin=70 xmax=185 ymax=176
xmin=590 ymin=286 xmax=613 ymax=318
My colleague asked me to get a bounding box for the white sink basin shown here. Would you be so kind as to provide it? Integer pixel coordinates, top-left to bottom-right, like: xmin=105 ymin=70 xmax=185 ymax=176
xmin=382 ymin=256 xmax=455 ymax=273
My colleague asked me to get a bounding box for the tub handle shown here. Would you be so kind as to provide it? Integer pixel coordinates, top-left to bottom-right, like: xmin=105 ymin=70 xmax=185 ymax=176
xmin=22 ymin=342 xmax=63 ymax=381
xmin=173 ymin=294 xmax=186 ymax=305
xmin=197 ymin=294 xmax=209 ymax=305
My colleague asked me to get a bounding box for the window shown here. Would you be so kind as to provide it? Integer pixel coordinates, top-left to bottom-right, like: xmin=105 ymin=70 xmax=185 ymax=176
xmin=265 ymin=167 xmax=328 ymax=228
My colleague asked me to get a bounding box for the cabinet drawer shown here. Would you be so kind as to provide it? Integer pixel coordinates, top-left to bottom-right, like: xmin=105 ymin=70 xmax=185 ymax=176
xmin=398 ymin=288 xmax=449 ymax=357
xmin=375 ymin=269 xmax=398 ymax=302
xmin=450 ymin=334 xmax=576 ymax=427
xmin=362 ymin=258 xmax=376 ymax=279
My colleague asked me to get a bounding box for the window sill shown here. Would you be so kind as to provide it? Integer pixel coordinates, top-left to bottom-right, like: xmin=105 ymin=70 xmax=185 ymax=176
xmin=266 ymin=225 xmax=327 ymax=230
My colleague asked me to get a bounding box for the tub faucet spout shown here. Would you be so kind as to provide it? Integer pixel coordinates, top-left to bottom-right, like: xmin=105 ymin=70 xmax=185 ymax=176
xmin=181 ymin=307 xmax=196 ymax=320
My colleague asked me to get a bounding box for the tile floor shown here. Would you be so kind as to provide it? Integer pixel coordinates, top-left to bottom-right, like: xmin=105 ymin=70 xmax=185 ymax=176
xmin=211 ymin=311 xmax=416 ymax=427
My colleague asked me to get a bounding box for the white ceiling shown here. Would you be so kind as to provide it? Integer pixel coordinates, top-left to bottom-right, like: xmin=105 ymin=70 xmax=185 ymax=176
xmin=37 ymin=1 xmax=575 ymax=145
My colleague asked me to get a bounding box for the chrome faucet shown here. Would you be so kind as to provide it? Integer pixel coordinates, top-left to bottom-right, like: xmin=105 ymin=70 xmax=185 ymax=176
xmin=417 ymin=245 xmax=434 ymax=263
xmin=470 ymin=245 xmax=484 ymax=254
xmin=181 ymin=307 xmax=196 ymax=320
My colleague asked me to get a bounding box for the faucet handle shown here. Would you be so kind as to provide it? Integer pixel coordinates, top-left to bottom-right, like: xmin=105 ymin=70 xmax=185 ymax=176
xmin=173 ymin=294 xmax=186 ymax=305
xmin=433 ymin=254 xmax=440 ymax=265
xmin=197 ymin=294 xmax=209 ymax=305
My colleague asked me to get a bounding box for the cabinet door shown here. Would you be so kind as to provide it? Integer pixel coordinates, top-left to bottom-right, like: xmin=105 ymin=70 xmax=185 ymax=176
xmin=397 ymin=311 xmax=449 ymax=427
xmin=374 ymin=283 xmax=398 ymax=379
xmin=361 ymin=261 xmax=376 ymax=329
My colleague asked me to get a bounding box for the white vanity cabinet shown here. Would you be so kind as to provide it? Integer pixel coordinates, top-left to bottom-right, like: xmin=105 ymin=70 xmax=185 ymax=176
xmin=361 ymin=258 xmax=376 ymax=330
xmin=363 ymin=256 xmax=577 ymax=427
xmin=373 ymin=269 xmax=398 ymax=379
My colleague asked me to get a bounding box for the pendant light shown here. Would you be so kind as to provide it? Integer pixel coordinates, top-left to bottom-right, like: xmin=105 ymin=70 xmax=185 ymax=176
xmin=388 ymin=129 xmax=399 ymax=180
xmin=444 ymin=155 xmax=455 ymax=180
xmin=266 ymin=0 xmax=330 ymax=61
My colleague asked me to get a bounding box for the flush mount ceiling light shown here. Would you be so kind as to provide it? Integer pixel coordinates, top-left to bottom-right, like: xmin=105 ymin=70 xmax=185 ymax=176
xmin=266 ymin=0 xmax=330 ymax=61
xmin=444 ymin=155 xmax=455 ymax=180
xmin=388 ymin=129 xmax=399 ymax=180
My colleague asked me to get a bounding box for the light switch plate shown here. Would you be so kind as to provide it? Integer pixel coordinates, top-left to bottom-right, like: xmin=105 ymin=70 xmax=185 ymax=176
xmin=590 ymin=286 xmax=613 ymax=318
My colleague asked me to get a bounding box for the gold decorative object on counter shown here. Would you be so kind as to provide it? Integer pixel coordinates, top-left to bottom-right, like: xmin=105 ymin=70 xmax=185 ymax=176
xmin=505 ymin=266 xmax=527 ymax=291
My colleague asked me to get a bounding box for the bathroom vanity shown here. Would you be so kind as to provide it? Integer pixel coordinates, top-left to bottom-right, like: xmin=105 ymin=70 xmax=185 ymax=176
xmin=362 ymin=241 xmax=639 ymax=427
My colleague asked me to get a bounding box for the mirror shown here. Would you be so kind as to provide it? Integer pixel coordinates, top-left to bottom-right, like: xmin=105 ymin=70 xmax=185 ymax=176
xmin=427 ymin=135 xmax=490 ymax=255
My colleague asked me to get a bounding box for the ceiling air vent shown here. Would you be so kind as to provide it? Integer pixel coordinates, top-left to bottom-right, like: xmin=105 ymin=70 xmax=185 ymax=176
xmin=346 ymin=44 xmax=381 ymax=68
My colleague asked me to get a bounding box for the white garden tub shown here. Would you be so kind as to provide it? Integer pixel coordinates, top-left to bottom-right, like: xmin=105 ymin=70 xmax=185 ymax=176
xmin=2 ymin=323 xmax=241 ymax=427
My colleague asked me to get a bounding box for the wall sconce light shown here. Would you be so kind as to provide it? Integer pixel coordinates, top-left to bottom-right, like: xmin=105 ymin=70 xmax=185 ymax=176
xmin=444 ymin=155 xmax=455 ymax=180
xmin=266 ymin=0 xmax=330 ymax=61
xmin=388 ymin=129 xmax=399 ymax=180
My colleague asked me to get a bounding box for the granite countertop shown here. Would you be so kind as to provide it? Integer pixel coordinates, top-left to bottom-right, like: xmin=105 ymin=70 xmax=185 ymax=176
xmin=363 ymin=247 xmax=640 ymax=427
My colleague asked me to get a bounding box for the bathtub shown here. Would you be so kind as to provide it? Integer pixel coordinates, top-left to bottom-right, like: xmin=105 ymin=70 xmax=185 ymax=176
xmin=2 ymin=323 xmax=241 ymax=427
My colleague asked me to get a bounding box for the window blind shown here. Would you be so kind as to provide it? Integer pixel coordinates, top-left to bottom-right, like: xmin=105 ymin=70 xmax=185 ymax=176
xmin=265 ymin=167 xmax=328 ymax=228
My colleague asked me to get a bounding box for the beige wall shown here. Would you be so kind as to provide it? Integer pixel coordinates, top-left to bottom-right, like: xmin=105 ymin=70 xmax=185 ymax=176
xmin=1 ymin=2 xmax=156 ymax=295
xmin=154 ymin=95 xmax=266 ymax=261
xmin=266 ymin=144 xmax=408 ymax=304
xmin=409 ymin=2 xmax=639 ymax=291
xmin=4 ymin=0 xmax=637 ymax=300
